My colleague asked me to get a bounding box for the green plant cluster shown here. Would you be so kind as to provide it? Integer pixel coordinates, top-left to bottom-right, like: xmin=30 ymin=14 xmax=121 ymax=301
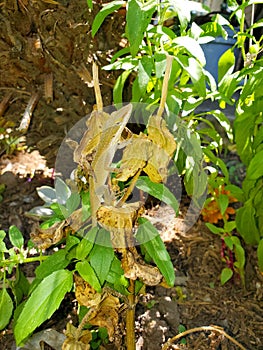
xmin=91 ymin=0 xmax=263 ymax=283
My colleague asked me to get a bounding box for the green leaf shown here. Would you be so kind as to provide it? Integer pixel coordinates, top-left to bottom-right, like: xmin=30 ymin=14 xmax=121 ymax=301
xmin=0 ymin=241 xmax=7 ymax=252
xmin=113 ymin=70 xmax=132 ymax=105
xmin=203 ymin=148 xmax=229 ymax=182
xmin=136 ymin=176 xmax=179 ymax=214
xmin=36 ymin=186 xmax=57 ymax=204
xmin=81 ymin=191 xmax=91 ymax=221
xmin=90 ymin=233 xmax=114 ymax=285
xmin=0 ymin=230 xmax=6 ymax=241
xmin=137 ymin=56 xmax=153 ymax=96
xmin=218 ymin=71 xmax=241 ymax=101
xmin=205 ymin=109 xmax=233 ymax=142
xmin=105 ymin=256 xmax=128 ymax=290
xmin=224 ymin=221 xmax=236 ymax=233
xmin=14 ymin=270 xmax=73 ymax=346
xmin=218 ymin=48 xmax=235 ymax=82
xmin=76 ymin=260 xmax=101 ymax=292
xmin=181 ymin=56 xmax=206 ymax=97
xmin=246 ymin=149 xmax=263 ymax=180
xmin=8 ymin=226 xmax=24 ymax=249
xmin=205 ymin=223 xmax=225 ymax=235
xmin=232 ymin=238 xmax=245 ymax=270
xmin=224 ymin=236 xmax=233 ymax=250
xmin=0 ymin=288 xmax=13 ymax=330
xmin=224 ymin=184 xmax=243 ymax=202
xmin=92 ymin=1 xmax=124 ymax=37
xmin=218 ymin=194 xmax=229 ymax=216
xmin=136 ymin=218 xmax=175 ymax=286
xmin=0 ymin=230 xmax=7 ymax=253
xmin=126 ymin=0 xmax=157 ymax=56
xmin=236 ymin=204 xmax=260 ymax=245
xmin=76 ymin=227 xmax=98 ymax=261
xmin=220 ymin=267 xmax=233 ymax=285
xmin=173 ymin=36 xmax=206 ymax=65
xmin=12 ymin=268 xmax=30 ymax=305
xmin=168 ymin=0 xmax=204 ymax=32
xmin=66 ymin=192 xmax=80 ymax=215
xmin=86 ymin=0 xmax=93 ymax=9
xmin=257 ymin=239 xmax=263 ymax=272
xmin=110 ymin=47 xmax=131 ymax=64
xmin=34 ymin=250 xmax=70 ymax=283
xmin=55 ymin=178 xmax=71 ymax=205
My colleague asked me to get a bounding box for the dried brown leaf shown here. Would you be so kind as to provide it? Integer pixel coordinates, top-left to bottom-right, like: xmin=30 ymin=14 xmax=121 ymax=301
xmin=63 ymin=323 xmax=91 ymax=350
xmin=30 ymin=220 xmax=66 ymax=249
xmin=121 ymin=249 xmax=162 ymax=286
xmin=88 ymin=294 xmax=120 ymax=340
xmin=96 ymin=202 xmax=144 ymax=247
xmin=74 ymin=274 xmax=103 ymax=308
xmin=147 ymin=114 xmax=176 ymax=157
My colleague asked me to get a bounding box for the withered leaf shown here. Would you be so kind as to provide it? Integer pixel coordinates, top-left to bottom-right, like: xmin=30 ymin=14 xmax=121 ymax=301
xmin=88 ymin=294 xmax=120 ymax=341
xmin=30 ymin=208 xmax=85 ymax=250
xmin=147 ymin=114 xmax=176 ymax=157
xmin=121 ymin=248 xmax=162 ymax=286
xmin=74 ymin=274 xmax=103 ymax=308
xmin=116 ymin=133 xmax=172 ymax=183
xmin=62 ymin=323 xmax=92 ymax=350
xmin=30 ymin=220 xmax=66 ymax=250
xmin=96 ymin=202 xmax=144 ymax=247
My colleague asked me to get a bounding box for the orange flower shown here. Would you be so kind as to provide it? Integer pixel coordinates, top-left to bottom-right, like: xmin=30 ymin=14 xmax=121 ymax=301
xmin=201 ymin=186 xmax=237 ymax=224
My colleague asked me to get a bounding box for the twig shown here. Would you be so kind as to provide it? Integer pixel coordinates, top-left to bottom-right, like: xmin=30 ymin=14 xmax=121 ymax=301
xmin=0 ymin=92 xmax=12 ymax=117
xmin=92 ymin=61 xmax=103 ymax=112
xmin=75 ymin=307 xmax=95 ymax=341
xmin=117 ymin=168 xmax=142 ymax=207
xmin=157 ymin=55 xmax=173 ymax=119
xmin=18 ymin=91 xmax=41 ymax=133
xmin=44 ymin=72 xmax=53 ymax=103
xmin=162 ymin=325 xmax=247 ymax=350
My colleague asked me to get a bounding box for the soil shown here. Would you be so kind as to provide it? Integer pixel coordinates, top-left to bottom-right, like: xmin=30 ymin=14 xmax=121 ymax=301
xmin=0 ymin=1 xmax=263 ymax=350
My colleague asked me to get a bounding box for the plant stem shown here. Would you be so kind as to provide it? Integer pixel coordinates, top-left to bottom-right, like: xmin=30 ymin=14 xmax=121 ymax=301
xmin=157 ymin=55 xmax=173 ymax=119
xmin=126 ymin=279 xmax=136 ymax=350
xmin=92 ymin=61 xmax=103 ymax=112
xmin=0 ymin=255 xmax=48 ymax=268
xmin=162 ymin=325 xmax=246 ymax=350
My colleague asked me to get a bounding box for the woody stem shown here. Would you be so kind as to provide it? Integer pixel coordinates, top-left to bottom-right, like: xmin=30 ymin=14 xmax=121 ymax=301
xmin=126 ymin=278 xmax=136 ymax=350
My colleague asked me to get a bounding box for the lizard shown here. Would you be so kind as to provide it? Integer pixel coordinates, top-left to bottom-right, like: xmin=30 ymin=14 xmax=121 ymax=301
xmin=88 ymin=103 xmax=132 ymax=225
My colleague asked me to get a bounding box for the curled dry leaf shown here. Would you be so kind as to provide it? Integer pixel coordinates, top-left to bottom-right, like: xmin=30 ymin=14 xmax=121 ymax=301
xmin=62 ymin=323 xmax=92 ymax=350
xmin=116 ymin=114 xmax=176 ymax=184
xmin=30 ymin=208 xmax=84 ymax=250
xmin=96 ymin=201 xmax=144 ymax=247
xmin=74 ymin=274 xmax=120 ymax=342
xmin=74 ymin=274 xmax=103 ymax=308
xmin=147 ymin=114 xmax=176 ymax=157
xmin=30 ymin=220 xmax=66 ymax=250
xmin=121 ymin=248 xmax=162 ymax=286
xmin=88 ymin=294 xmax=120 ymax=341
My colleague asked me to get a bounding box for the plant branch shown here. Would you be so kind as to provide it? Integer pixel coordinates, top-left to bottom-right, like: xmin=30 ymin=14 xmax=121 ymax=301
xmin=157 ymin=55 xmax=173 ymax=119
xmin=92 ymin=61 xmax=103 ymax=112
xmin=162 ymin=325 xmax=247 ymax=350
xmin=0 ymin=255 xmax=48 ymax=268
xmin=126 ymin=279 xmax=136 ymax=350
